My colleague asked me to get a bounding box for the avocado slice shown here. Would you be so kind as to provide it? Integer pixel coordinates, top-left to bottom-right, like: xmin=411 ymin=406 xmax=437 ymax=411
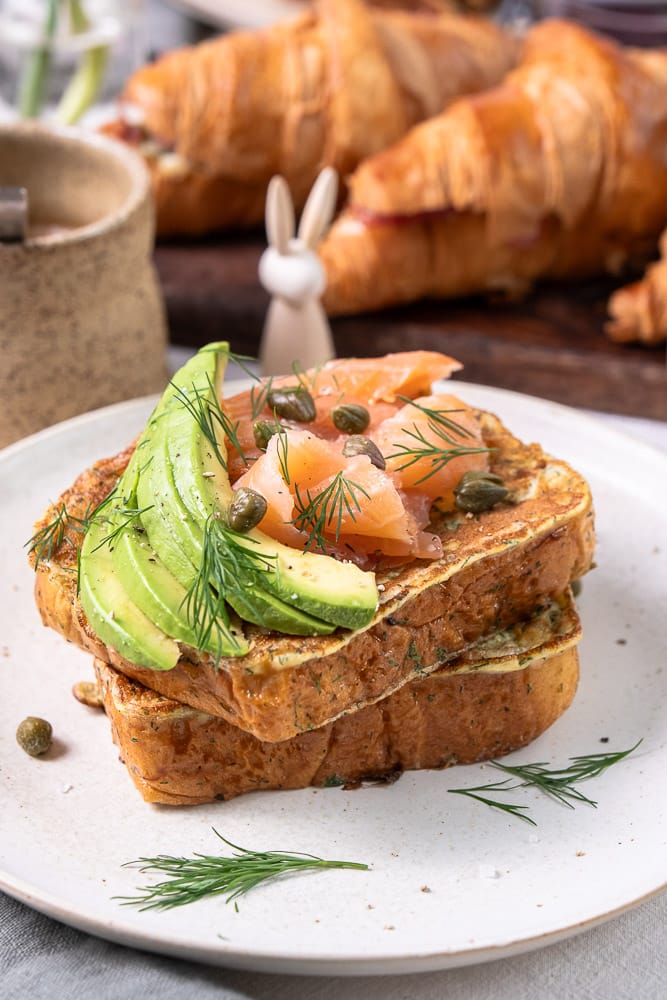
xmin=134 ymin=409 xmax=203 ymax=589
xmin=111 ymin=482 xmax=248 ymax=658
xmin=134 ymin=351 xmax=336 ymax=636
xmin=163 ymin=344 xmax=379 ymax=630
xmin=79 ymin=508 xmax=180 ymax=671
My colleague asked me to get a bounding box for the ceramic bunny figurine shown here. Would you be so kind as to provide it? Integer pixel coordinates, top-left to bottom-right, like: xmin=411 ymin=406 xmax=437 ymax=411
xmin=258 ymin=167 xmax=338 ymax=375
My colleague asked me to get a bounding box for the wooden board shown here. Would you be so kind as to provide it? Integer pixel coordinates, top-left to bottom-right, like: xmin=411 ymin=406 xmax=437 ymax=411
xmin=154 ymin=235 xmax=667 ymax=420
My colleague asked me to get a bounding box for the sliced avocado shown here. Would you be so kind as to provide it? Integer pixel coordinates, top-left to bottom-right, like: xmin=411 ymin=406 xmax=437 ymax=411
xmin=111 ymin=438 xmax=248 ymax=658
xmin=111 ymin=497 xmax=248 ymax=658
xmin=79 ymin=511 xmax=180 ymax=671
xmin=164 ymin=345 xmax=379 ymax=630
xmin=135 ymin=409 xmax=203 ymax=588
xmin=135 ymin=349 xmax=335 ymax=636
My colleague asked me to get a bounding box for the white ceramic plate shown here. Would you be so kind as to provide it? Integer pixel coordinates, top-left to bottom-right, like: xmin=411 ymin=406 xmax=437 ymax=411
xmin=1 ymin=382 xmax=666 ymax=976
xmin=167 ymin=0 xmax=302 ymax=30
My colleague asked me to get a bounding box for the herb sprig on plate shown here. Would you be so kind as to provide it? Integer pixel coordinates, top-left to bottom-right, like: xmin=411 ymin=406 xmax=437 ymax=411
xmin=117 ymin=831 xmax=369 ymax=911
xmin=449 ymin=741 xmax=642 ymax=825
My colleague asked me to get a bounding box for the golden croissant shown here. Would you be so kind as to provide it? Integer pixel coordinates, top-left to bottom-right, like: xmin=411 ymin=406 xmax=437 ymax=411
xmin=606 ymin=228 xmax=667 ymax=344
xmin=320 ymin=19 xmax=667 ymax=320
xmin=104 ymin=0 xmax=515 ymax=234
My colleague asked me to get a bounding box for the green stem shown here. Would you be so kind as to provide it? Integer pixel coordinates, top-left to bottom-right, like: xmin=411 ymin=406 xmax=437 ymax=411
xmin=68 ymin=0 xmax=89 ymax=32
xmin=55 ymin=0 xmax=110 ymax=125
xmin=17 ymin=0 xmax=59 ymax=119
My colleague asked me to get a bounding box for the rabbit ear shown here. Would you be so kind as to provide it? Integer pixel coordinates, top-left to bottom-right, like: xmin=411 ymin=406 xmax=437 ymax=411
xmin=297 ymin=167 xmax=338 ymax=250
xmin=265 ymin=175 xmax=295 ymax=254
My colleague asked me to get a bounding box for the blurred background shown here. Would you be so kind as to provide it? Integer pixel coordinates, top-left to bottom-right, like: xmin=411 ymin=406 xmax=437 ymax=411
xmin=1 ymin=0 xmax=666 ymax=428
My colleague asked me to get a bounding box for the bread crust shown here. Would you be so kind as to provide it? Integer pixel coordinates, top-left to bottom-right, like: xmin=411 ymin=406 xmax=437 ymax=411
xmin=94 ymin=594 xmax=581 ymax=805
xmin=105 ymin=1 xmax=515 ymax=234
xmin=320 ymin=19 xmax=667 ymax=315
xmin=31 ymin=410 xmax=594 ymax=742
xmin=606 ymin=227 xmax=667 ymax=344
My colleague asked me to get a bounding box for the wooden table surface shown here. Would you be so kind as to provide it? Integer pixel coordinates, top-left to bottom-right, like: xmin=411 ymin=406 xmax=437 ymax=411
xmin=154 ymin=233 xmax=666 ymax=421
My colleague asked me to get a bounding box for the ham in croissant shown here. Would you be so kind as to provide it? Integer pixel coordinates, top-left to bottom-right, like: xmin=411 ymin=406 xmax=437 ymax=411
xmin=105 ymin=0 xmax=515 ymax=234
xmin=320 ymin=19 xmax=667 ymax=321
xmin=606 ymin=228 xmax=667 ymax=344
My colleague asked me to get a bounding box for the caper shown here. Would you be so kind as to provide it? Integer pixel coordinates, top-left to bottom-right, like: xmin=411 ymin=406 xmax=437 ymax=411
xmin=332 ymin=403 xmax=370 ymax=435
xmin=72 ymin=680 xmax=104 ymax=709
xmin=16 ymin=716 xmax=53 ymax=757
xmin=266 ymin=386 xmax=316 ymax=423
xmin=342 ymin=435 xmax=386 ymax=470
xmin=253 ymin=419 xmax=280 ymax=451
xmin=454 ymin=470 xmax=509 ymax=514
xmin=228 ymin=487 xmax=268 ymax=533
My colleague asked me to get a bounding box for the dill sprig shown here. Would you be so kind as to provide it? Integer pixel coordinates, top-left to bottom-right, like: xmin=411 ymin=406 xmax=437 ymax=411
xmin=249 ymin=377 xmax=274 ymax=420
xmin=275 ymin=428 xmax=291 ymax=484
xmin=91 ymin=502 xmax=154 ymax=552
xmin=291 ymin=359 xmax=323 ymax=391
xmin=292 ymin=472 xmax=370 ymax=550
xmin=449 ymin=781 xmax=538 ymax=826
xmin=449 ymin=741 xmax=642 ymax=825
xmin=182 ymin=513 xmax=275 ymax=657
xmin=25 ymin=502 xmax=94 ymax=568
xmin=173 ymin=376 xmax=246 ymax=468
xmin=386 ymin=398 xmax=490 ymax=487
xmin=117 ymin=830 xmax=369 ymax=911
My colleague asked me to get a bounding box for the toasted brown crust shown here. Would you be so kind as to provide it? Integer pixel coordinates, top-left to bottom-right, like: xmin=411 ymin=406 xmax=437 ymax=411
xmin=31 ymin=411 xmax=594 ymax=742
xmin=103 ymin=3 xmax=514 ymax=235
xmin=94 ymin=599 xmax=581 ymax=805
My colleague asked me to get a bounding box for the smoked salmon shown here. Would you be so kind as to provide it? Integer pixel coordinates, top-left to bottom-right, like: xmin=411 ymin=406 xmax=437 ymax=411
xmin=226 ymin=352 xmax=488 ymax=566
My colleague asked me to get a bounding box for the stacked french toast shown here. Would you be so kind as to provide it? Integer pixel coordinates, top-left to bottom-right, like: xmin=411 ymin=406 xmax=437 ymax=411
xmin=29 ymin=346 xmax=595 ymax=804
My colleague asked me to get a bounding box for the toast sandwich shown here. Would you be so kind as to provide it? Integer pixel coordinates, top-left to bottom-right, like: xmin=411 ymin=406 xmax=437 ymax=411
xmin=30 ymin=347 xmax=594 ymax=750
xmin=94 ymin=591 xmax=581 ymax=805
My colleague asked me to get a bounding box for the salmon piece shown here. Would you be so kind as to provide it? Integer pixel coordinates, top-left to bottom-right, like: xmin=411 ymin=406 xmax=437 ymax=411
xmin=226 ymin=357 xmax=473 ymax=563
xmin=235 ymin=427 xmax=444 ymax=563
xmin=223 ymin=351 xmax=462 ymax=483
xmin=224 ymin=351 xmax=462 ymax=417
xmin=374 ymin=394 xmax=489 ymax=505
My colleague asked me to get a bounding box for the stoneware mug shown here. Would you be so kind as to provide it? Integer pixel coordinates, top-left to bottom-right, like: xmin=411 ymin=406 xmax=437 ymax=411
xmin=0 ymin=122 xmax=168 ymax=448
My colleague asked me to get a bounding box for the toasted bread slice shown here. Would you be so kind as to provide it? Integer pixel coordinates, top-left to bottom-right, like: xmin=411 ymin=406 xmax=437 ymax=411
xmin=32 ymin=410 xmax=594 ymax=742
xmin=94 ymin=592 xmax=581 ymax=805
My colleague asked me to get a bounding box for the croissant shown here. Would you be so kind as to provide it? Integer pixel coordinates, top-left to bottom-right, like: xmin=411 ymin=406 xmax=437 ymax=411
xmin=320 ymin=19 xmax=667 ymax=320
xmin=104 ymin=0 xmax=515 ymax=234
xmin=606 ymin=228 xmax=667 ymax=344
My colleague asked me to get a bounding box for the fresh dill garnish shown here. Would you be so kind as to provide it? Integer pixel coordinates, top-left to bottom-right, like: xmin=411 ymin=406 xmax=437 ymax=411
xmin=182 ymin=513 xmax=275 ymax=658
xmin=396 ymin=396 xmax=475 ymax=438
xmin=173 ymin=376 xmax=246 ymax=468
xmin=116 ymin=829 xmax=369 ymax=911
xmin=249 ymin=377 xmax=274 ymax=420
xmin=292 ymin=472 xmax=370 ymax=550
xmin=227 ymin=350 xmax=260 ymax=376
xmin=449 ymin=741 xmax=642 ymax=825
xmin=450 ymin=780 xmax=538 ymax=826
xmin=291 ymin=359 xmax=322 ymax=391
xmin=25 ymin=502 xmax=94 ymax=568
xmin=275 ymin=428 xmax=291 ymax=484
xmin=91 ymin=501 xmax=154 ymax=552
xmin=385 ymin=398 xmax=490 ymax=486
